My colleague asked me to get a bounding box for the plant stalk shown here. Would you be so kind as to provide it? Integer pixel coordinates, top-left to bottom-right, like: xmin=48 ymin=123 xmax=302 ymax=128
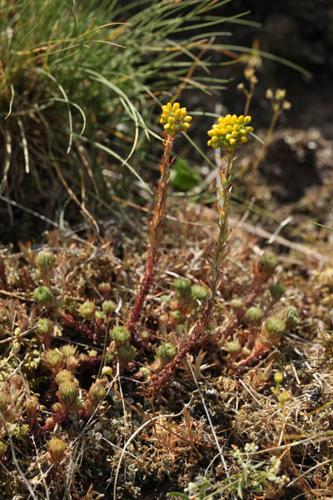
xmin=146 ymin=151 xmax=235 ymax=395
xmin=127 ymin=133 xmax=175 ymax=340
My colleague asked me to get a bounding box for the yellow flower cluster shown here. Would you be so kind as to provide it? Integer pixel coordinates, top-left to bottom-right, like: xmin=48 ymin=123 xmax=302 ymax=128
xmin=160 ymin=102 xmax=192 ymax=136
xmin=207 ymin=114 xmax=254 ymax=150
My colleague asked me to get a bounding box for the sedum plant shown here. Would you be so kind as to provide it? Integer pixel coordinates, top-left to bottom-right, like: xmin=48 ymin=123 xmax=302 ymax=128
xmin=126 ymin=102 xmax=192 ymax=341
xmin=147 ymin=114 xmax=255 ymax=396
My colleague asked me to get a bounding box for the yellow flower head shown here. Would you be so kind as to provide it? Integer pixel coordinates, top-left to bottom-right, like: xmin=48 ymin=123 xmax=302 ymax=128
xmin=207 ymin=114 xmax=254 ymax=151
xmin=160 ymin=102 xmax=192 ymax=136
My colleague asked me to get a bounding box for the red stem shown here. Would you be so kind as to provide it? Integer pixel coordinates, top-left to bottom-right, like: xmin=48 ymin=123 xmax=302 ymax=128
xmin=127 ymin=134 xmax=175 ymax=340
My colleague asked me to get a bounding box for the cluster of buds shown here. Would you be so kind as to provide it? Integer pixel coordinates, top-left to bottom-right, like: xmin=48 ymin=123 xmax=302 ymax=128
xmin=255 ymin=252 xmax=278 ymax=280
xmin=32 ymin=286 xmax=53 ymax=306
xmin=156 ymin=342 xmax=176 ymax=369
xmin=35 ymin=250 xmax=56 ymax=277
xmin=266 ymin=88 xmax=291 ymax=113
xmin=207 ymin=114 xmax=254 ymax=151
xmin=0 ymin=390 xmax=14 ymax=423
xmin=47 ymin=437 xmax=67 ymax=464
xmin=35 ymin=318 xmax=54 ymax=347
xmin=83 ymin=379 xmax=107 ymax=415
xmin=160 ymin=102 xmax=192 ymax=136
xmin=108 ymin=325 xmax=136 ymax=368
xmin=78 ymin=300 xmax=96 ymax=321
xmin=244 ymin=67 xmax=258 ymax=86
xmin=42 ymin=344 xmax=79 ymax=376
xmin=56 ymin=369 xmax=80 ymax=413
xmin=174 ymin=278 xmax=209 ymax=315
xmin=237 ymin=67 xmax=258 ymax=94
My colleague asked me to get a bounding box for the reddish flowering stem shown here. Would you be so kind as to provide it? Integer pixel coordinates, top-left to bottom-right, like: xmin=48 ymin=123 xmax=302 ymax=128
xmin=145 ymin=153 xmax=235 ymax=396
xmin=127 ymin=133 xmax=175 ymax=340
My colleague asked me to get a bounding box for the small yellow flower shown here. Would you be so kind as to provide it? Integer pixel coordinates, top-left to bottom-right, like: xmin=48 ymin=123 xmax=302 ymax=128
xmin=207 ymin=114 xmax=254 ymax=151
xmin=160 ymin=102 xmax=192 ymax=136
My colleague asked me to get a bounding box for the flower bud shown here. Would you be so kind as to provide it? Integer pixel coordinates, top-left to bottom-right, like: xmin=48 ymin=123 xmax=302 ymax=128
xmin=43 ymin=349 xmax=64 ymax=371
xmin=284 ymin=306 xmax=299 ymax=329
xmin=278 ymin=390 xmax=292 ymax=405
xmin=55 ymin=369 xmax=73 ymax=385
xmin=258 ymin=252 xmax=278 ymax=276
xmin=78 ymin=300 xmax=95 ymax=320
xmin=44 ymin=417 xmax=55 ymax=431
xmin=245 ymin=306 xmax=263 ymax=324
xmin=191 ymin=285 xmax=209 ymax=302
xmin=52 ymin=402 xmax=63 ymax=413
xmin=117 ymin=345 xmax=137 ymax=362
xmin=156 ymin=343 xmax=176 ymax=363
xmin=229 ymin=298 xmax=244 ymax=311
xmin=269 ymin=281 xmax=286 ymax=300
xmin=274 ymin=372 xmax=283 ymax=385
xmin=88 ymin=382 xmax=106 ymax=404
xmin=265 ymin=88 xmax=273 ymax=99
xmin=101 ymin=366 xmax=113 ymax=377
xmin=60 ymin=344 xmax=77 ymax=358
xmin=58 ymin=381 xmax=79 ymax=407
xmin=32 ymin=286 xmax=53 ymax=306
xmin=160 ymin=102 xmax=192 ymax=136
xmin=36 ymin=318 xmax=52 ymax=336
xmin=174 ymin=278 xmax=192 ymax=300
xmin=48 ymin=437 xmax=67 ymax=463
xmin=207 ymin=114 xmax=254 ymax=150
xmin=275 ymin=88 xmax=286 ymax=101
xmin=110 ymin=326 xmax=130 ymax=345
xmin=98 ymin=282 xmax=112 ymax=296
xmin=25 ymin=396 xmax=39 ymax=418
xmin=102 ymin=300 xmax=116 ymax=315
xmin=224 ymin=340 xmax=241 ymax=353
xmin=139 ymin=366 xmax=151 ymax=378
xmin=66 ymin=356 xmax=79 ymax=372
xmin=265 ymin=317 xmax=285 ymax=337
xmin=35 ymin=251 xmax=56 ymax=272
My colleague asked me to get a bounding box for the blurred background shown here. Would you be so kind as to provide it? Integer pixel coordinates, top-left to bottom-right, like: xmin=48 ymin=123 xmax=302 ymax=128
xmin=0 ymin=0 xmax=332 ymax=244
